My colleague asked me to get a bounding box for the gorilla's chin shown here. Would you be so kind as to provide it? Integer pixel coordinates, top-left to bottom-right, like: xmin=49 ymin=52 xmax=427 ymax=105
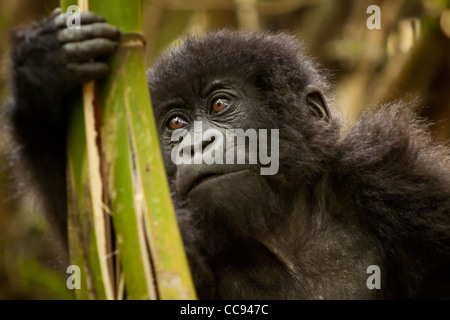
xmin=186 ymin=169 xmax=280 ymax=238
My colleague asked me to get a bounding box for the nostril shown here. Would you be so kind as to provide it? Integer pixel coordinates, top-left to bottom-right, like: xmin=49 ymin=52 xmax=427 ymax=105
xmin=189 ymin=134 xmax=217 ymax=156
xmin=202 ymin=136 xmax=216 ymax=150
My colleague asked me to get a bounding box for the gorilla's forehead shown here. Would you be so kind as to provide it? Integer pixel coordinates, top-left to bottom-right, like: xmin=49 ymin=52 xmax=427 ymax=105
xmin=150 ymin=72 xmax=247 ymax=101
xmin=147 ymin=30 xmax=323 ymax=101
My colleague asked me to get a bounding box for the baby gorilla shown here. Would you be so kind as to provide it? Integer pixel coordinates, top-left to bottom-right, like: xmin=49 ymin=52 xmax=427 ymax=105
xmin=4 ymin=11 xmax=450 ymax=299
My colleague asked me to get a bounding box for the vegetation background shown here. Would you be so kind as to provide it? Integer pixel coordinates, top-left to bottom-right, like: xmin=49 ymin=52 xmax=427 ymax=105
xmin=0 ymin=0 xmax=449 ymax=299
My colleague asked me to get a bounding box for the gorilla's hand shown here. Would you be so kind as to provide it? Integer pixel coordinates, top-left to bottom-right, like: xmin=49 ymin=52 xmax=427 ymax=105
xmin=10 ymin=9 xmax=120 ymax=122
xmin=54 ymin=10 xmax=121 ymax=88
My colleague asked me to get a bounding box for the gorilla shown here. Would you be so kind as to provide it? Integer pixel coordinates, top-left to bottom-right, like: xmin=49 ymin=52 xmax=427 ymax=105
xmin=3 ymin=11 xmax=450 ymax=299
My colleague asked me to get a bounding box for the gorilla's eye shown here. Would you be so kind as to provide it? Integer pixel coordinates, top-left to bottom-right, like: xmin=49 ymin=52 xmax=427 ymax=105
xmin=212 ymin=98 xmax=231 ymax=113
xmin=168 ymin=116 xmax=189 ymax=130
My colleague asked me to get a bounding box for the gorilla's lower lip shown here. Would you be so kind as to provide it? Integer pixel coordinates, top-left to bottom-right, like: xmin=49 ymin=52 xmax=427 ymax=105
xmin=188 ymin=169 xmax=249 ymax=194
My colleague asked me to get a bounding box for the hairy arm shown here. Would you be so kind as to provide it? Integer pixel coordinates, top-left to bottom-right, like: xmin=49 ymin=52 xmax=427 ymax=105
xmin=3 ymin=11 xmax=120 ymax=243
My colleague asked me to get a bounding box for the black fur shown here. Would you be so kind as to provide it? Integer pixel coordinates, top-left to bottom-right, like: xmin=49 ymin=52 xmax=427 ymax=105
xmin=4 ymin=15 xmax=69 ymax=241
xmin=3 ymin=16 xmax=450 ymax=299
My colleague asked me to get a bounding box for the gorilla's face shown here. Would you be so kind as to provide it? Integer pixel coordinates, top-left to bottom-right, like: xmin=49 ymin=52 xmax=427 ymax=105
xmin=151 ymin=73 xmax=279 ymax=235
xmin=154 ymin=75 xmax=268 ymax=196
xmin=148 ymin=31 xmax=337 ymax=241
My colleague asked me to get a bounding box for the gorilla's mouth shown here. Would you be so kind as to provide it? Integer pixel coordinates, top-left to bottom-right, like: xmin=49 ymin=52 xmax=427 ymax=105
xmin=187 ymin=169 xmax=250 ymax=195
xmin=188 ymin=173 xmax=222 ymax=193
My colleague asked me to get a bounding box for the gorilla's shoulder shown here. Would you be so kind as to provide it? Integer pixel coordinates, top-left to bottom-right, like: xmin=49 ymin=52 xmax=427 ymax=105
xmin=335 ymin=100 xmax=450 ymax=248
xmin=337 ymin=101 xmax=450 ymax=179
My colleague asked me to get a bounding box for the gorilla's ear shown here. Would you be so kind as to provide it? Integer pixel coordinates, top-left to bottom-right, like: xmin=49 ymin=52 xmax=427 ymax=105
xmin=302 ymin=85 xmax=331 ymax=122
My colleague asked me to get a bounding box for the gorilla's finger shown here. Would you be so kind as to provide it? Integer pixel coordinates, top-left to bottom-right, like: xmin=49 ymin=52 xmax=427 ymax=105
xmin=65 ymin=62 xmax=110 ymax=85
xmin=54 ymin=11 xmax=106 ymax=28
xmin=57 ymin=23 xmax=121 ymax=43
xmin=62 ymin=38 xmax=118 ymax=62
